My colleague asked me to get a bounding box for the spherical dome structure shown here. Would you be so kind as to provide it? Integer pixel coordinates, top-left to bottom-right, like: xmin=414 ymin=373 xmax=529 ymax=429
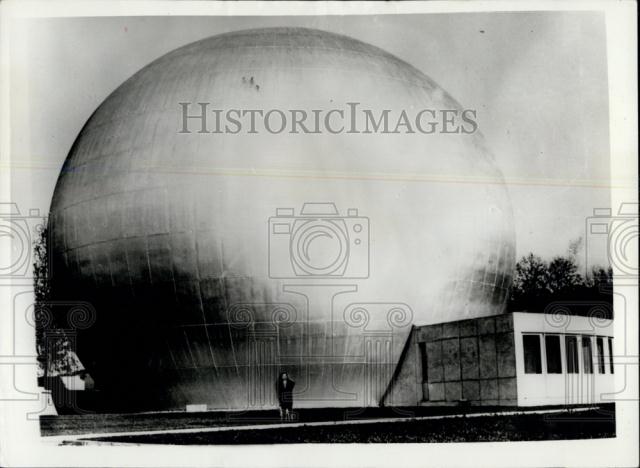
xmin=50 ymin=27 xmax=515 ymax=411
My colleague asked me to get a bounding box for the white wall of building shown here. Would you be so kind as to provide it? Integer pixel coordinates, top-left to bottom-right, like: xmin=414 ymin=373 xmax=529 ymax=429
xmin=512 ymin=312 xmax=614 ymax=406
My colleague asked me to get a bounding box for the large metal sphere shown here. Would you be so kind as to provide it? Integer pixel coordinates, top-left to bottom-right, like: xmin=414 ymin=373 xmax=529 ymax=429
xmin=50 ymin=27 xmax=515 ymax=411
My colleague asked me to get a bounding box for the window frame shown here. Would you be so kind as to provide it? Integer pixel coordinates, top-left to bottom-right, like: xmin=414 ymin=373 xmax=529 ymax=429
xmin=565 ymin=335 xmax=580 ymax=374
xmin=581 ymin=335 xmax=594 ymax=374
xmin=596 ymin=336 xmax=606 ymax=374
xmin=522 ymin=333 xmax=543 ymax=374
xmin=544 ymin=334 xmax=563 ymax=374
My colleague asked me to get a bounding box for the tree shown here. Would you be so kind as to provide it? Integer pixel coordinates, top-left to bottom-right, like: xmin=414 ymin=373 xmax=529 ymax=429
xmin=33 ymin=225 xmax=50 ymax=376
xmin=508 ymin=250 xmax=612 ymax=316
xmin=510 ymin=253 xmax=548 ymax=308
xmin=585 ymin=266 xmax=613 ymax=291
xmin=33 ymin=221 xmax=86 ymax=378
xmin=546 ymin=256 xmax=582 ymax=294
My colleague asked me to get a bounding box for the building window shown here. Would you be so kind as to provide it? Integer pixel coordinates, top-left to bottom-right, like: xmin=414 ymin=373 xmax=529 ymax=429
xmin=608 ymin=337 xmax=614 ymax=374
xmin=566 ymin=336 xmax=579 ymax=374
xmin=596 ymin=337 xmax=605 ymax=374
xmin=545 ymin=335 xmax=562 ymax=374
xmin=582 ymin=336 xmax=593 ymax=374
xmin=523 ymin=334 xmax=542 ymax=374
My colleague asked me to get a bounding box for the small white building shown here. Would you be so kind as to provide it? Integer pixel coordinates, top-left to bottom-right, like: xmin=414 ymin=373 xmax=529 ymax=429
xmin=513 ymin=312 xmax=614 ymax=406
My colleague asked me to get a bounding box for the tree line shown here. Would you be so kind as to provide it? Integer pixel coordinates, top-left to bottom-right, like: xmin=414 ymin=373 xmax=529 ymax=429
xmin=507 ymin=253 xmax=613 ymax=317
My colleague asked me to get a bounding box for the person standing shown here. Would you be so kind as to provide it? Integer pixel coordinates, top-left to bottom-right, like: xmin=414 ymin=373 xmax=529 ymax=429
xmin=276 ymin=371 xmax=295 ymax=421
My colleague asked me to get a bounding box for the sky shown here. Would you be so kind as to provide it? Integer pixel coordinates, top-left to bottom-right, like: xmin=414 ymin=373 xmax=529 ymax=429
xmin=6 ymin=12 xmax=612 ymax=267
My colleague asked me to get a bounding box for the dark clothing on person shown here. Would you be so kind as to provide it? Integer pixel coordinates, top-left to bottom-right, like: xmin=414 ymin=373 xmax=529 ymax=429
xmin=276 ymin=378 xmax=295 ymax=410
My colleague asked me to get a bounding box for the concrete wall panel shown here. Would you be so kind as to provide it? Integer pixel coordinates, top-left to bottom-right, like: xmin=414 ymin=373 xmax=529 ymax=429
xmin=460 ymin=337 xmax=479 ymax=380
xmin=496 ymin=332 xmax=516 ymax=377
xmin=425 ymin=341 xmax=443 ymax=383
xmin=479 ymin=335 xmax=498 ymax=379
xmin=442 ymin=338 xmax=461 ymax=381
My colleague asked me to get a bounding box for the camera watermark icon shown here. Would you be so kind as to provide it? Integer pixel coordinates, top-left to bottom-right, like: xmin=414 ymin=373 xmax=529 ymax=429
xmin=0 ymin=203 xmax=48 ymax=281
xmin=268 ymin=203 xmax=369 ymax=279
xmin=586 ymin=202 xmax=638 ymax=279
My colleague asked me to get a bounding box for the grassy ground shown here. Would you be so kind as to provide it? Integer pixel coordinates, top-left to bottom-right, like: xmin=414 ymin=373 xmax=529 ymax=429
xmin=43 ymin=405 xmax=615 ymax=444
xmin=40 ymin=406 xmax=500 ymax=436
xmin=84 ymin=408 xmax=615 ymax=444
